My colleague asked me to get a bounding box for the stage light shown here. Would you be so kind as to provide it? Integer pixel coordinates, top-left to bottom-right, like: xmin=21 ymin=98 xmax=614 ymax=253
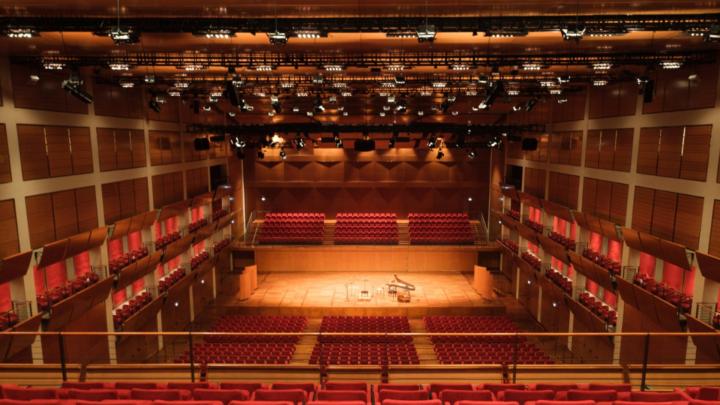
xmin=334 ymin=133 xmax=343 ymax=148
xmin=416 ymin=24 xmax=436 ymax=42
xmin=184 ymin=63 xmax=204 ymax=72
xmin=557 ymin=76 xmax=571 ymax=84
xmin=561 ymin=25 xmax=586 ymax=41
xmin=417 ymin=110 xmax=424 ymax=116
xmin=256 ymin=65 xmax=273 ymax=72
xmin=148 ymin=98 xmax=161 ymax=113
xmin=268 ymin=31 xmax=288 ymax=44
xmin=314 ymin=95 xmax=325 ymax=113
xmin=512 ymin=104 xmax=523 ymax=112
xmin=705 ymin=25 xmax=720 ymax=41
xmin=394 ymin=75 xmax=406 ymax=85
xmin=29 ymin=74 xmax=40 ymax=82
xmin=557 ymin=97 xmax=568 ymax=104
xmin=119 ymin=79 xmax=134 ymax=88
xmin=144 ymin=74 xmax=155 ymax=84
xmin=539 ymin=80 xmax=555 ymax=87
xmin=485 ymin=28 xmax=528 ymax=38
xmin=62 ymin=76 xmax=93 ymax=104
xmin=174 ymin=80 xmax=190 ymax=88
xmin=549 ymin=88 xmax=562 ymax=95
xmin=592 ymin=61 xmax=612 ymax=71
xmin=436 ymin=149 xmax=445 ymax=159
xmin=295 ymin=29 xmax=324 ymax=39
xmin=478 ymin=75 xmax=489 ymax=85
xmin=467 ymin=196 xmax=473 ymax=202
xmin=507 ymin=89 xmax=520 ymax=96
xmin=593 ymin=79 xmax=608 ymax=86
xmin=279 ymin=148 xmax=287 ymax=160
xmin=324 ymin=64 xmax=343 ymax=72
xmin=387 ymin=64 xmax=405 ymax=71
xmin=660 ymin=60 xmax=682 ymax=70
xmin=167 ymin=89 xmax=182 ymax=97
xmin=174 ymin=301 xmax=179 ymax=308
xmin=522 ymin=63 xmax=542 ymax=71
xmin=432 ymin=81 xmax=447 ymax=88
xmin=202 ymin=105 xmax=211 ymax=112
xmin=587 ymin=26 xmax=628 ymax=37
xmin=270 ymin=95 xmax=282 ymax=113
xmin=4 ymin=26 xmax=38 ymax=39
xmin=451 ymin=64 xmax=470 ymax=71
xmin=230 ymin=136 xmax=246 ymax=149
xmin=108 ymin=27 xmax=139 ymax=44
xmin=467 ymin=150 xmax=476 ymax=159
xmin=427 ymin=137 xmax=437 ymax=148
xmin=197 ymin=28 xmax=235 ymax=39
xmin=109 ymin=62 xmax=130 ymax=71
xmin=385 ymin=30 xmax=416 ymax=38
xmin=295 ymin=136 xmax=305 ymax=151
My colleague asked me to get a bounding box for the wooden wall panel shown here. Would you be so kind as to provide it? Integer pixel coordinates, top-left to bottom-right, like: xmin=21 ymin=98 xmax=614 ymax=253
xmin=643 ymin=63 xmax=718 ymax=113
xmin=102 ymin=183 xmax=121 ymax=225
xmin=0 ymin=199 xmax=20 ymax=258
xmin=152 ymin=171 xmax=184 ymax=208
xmin=149 ymin=131 xmax=181 ymax=166
xmin=97 ymin=128 xmax=117 ymax=172
xmin=69 ymin=127 xmax=93 ymax=174
xmin=10 ymin=63 xmax=88 ymax=114
xmin=74 ymin=186 xmax=98 ymax=233
xmin=582 ymin=177 xmax=628 ymax=224
xmin=586 ymin=128 xmax=634 ymax=172
xmin=93 ymin=81 xmax=145 ymax=119
xmin=651 ymin=190 xmax=677 ymax=241
xmin=102 ymin=178 xmax=150 ymax=224
xmin=585 ymin=130 xmax=600 ymax=168
xmin=134 ymin=178 xmax=149 ymax=214
xmin=551 ymin=89 xmax=586 ymax=123
xmin=147 ymin=98 xmax=180 ymax=122
xmin=589 ymin=82 xmax=637 ymax=119
xmin=614 ymin=128 xmax=634 ymax=172
xmin=0 ymin=125 xmax=10 ymax=184
xmin=114 ymin=130 xmax=133 ymax=170
xmin=52 ymin=190 xmax=78 ymax=239
xmin=18 ymin=124 xmax=93 ymax=180
xmin=118 ymin=180 xmax=136 ymax=219
xmin=710 ymin=200 xmax=720 ymax=257
xmin=523 ymin=167 xmax=546 ymax=199
xmin=680 ymin=125 xmax=711 ymax=181
xmin=26 ymin=194 xmax=55 ymax=248
xmin=674 ymin=194 xmax=704 ymax=250
xmin=186 ymin=167 xmax=209 ymax=198
xmin=656 ymin=127 xmax=683 ymax=178
xmin=131 ymin=130 xmax=146 ymax=168
xmin=18 ymin=124 xmax=49 ymax=180
xmin=637 ymin=127 xmax=660 ymax=175
xmin=632 ymin=186 xmax=655 ymax=234
xmin=45 ymin=126 xmax=73 ymax=177
xmin=549 ymin=131 xmax=582 ymax=166
xmin=548 ymin=172 xmax=579 ymax=209
xmin=98 ymin=128 xmax=147 ymax=172
xmin=184 ymin=135 xmax=209 ymax=162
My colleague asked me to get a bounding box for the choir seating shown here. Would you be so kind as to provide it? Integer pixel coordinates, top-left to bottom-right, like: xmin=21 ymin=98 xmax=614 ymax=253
xmin=258 ymin=213 xmax=325 ymax=244
xmin=408 ymin=213 xmax=475 ymax=245
xmin=334 ymin=213 xmax=398 ymax=245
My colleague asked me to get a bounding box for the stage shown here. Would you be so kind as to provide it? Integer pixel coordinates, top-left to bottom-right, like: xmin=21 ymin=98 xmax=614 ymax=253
xmin=220 ymin=271 xmax=505 ymax=317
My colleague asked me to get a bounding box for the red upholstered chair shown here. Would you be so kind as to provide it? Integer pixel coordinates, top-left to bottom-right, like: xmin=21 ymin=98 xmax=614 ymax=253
xmin=193 ymin=389 xmax=249 ymax=404
xmin=382 ymin=399 xmax=442 ymax=405
xmin=254 ymin=389 xmax=307 ymax=405
xmin=429 ymin=384 xmax=474 ymax=399
xmin=380 ymin=390 xmax=431 ymax=403
xmin=567 ymin=390 xmax=618 ymax=402
xmin=154 ymin=401 xmax=223 ymax=405
xmin=613 ymin=401 xmax=685 ymax=405
xmin=324 ymin=383 xmax=368 ymax=392
xmin=0 ymin=401 xmax=62 ymax=405
xmin=220 ymin=383 xmax=265 ymax=395
xmin=587 ymin=384 xmax=632 ymax=392
xmin=526 ymin=400 xmax=595 ymax=405
xmin=130 ymin=388 xmax=191 ymax=401
xmin=458 ymin=402 xmax=518 ymax=405
xmin=115 ymin=383 xmax=160 ymax=390
xmin=272 ymin=383 xmax=317 ymax=401
xmin=308 ymin=401 xmax=366 ymax=405
xmin=61 ymin=383 xmax=108 ymax=390
xmin=316 ymin=390 xmax=368 ymax=403
xmin=378 ymin=385 xmax=425 ymax=392
xmin=690 ymin=401 xmax=720 ymax=405
xmin=168 ymin=382 xmax=215 ymax=390
xmin=698 ymin=389 xmax=720 ymax=401
xmin=2 ymin=387 xmax=59 ymax=400
xmin=478 ymin=384 xmax=526 ymax=395
xmin=533 ymin=384 xmax=579 ymax=394
xmin=440 ymin=389 xmax=494 ymax=405
xmin=230 ymin=402 xmax=293 ymax=405
xmin=629 ymin=392 xmax=688 ymax=402
xmin=73 ymin=401 xmax=153 ymax=405
xmin=499 ymin=390 xmax=555 ymax=404
xmin=66 ymin=389 xmax=120 ymax=401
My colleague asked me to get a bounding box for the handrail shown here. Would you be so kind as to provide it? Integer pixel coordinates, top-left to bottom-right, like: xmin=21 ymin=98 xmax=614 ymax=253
xmin=0 ymin=331 xmax=718 ymax=337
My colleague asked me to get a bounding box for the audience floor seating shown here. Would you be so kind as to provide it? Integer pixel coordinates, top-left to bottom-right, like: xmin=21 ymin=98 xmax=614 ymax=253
xmin=424 ymin=316 xmax=554 ymax=365
xmin=258 ymin=213 xmax=325 ymax=244
xmin=409 ymin=213 xmax=475 ymax=245
xmin=334 ymin=213 xmax=398 ymax=245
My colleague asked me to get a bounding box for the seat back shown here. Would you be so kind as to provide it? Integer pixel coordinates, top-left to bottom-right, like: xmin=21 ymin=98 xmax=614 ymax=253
xmin=168 ymin=383 xmax=213 ymax=390
xmin=2 ymin=387 xmax=58 ymax=400
xmin=480 ymin=385 xmax=526 ymax=395
xmin=272 ymin=384 xmax=317 ymax=396
xmin=502 ymin=390 xmax=555 ymax=404
xmin=309 ymin=401 xmax=366 ymax=405
xmin=74 ymin=401 xmax=152 ymax=405
xmin=220 ymin=383 xmax=264 ymax=395
xmin=439 ymin=390 xmax=493 ymax=405
xmin=229 ymin=402 xmax=293 ymax=405
xmin=698 ymin=388 xmax=720 ymax=401
xmin=382 ymin=399 xmax=442 ymax=405
xmin=153 ymin=401 xmax=223 ymax=405
xmin=254 ymin=389 xmax=307 ymax=405
xmin=587 ymin=384 xmax=632 ymax=392
xmin=324 ymin=383 xmax=368 ymax=392
xmin=0 ymin=401 xmax=61 ymax=405
xmin=193 ymin=388 xmax=249 ymax=404
xmin=378 ymin=385 xmax=424 ymax=392
xmin=115 ymin=383 xmax=159 ymax=390
xmin=457 ymin=402 xmax=518 ymax=405
xmin=380 ymin=390 xmax=430 ymax=403
xmin=317 ymin=390 xmax=367 ymax=402
xmin=429 ymin=385 xmax=474 ymax=399
xmin=629 ymin=392 xmax=686 ymax=402
xmin=130 ymin=389 xmax=187 ymax=401
xmin=67 ymin=389 xmax=120 ymax=401
xmin=61 ymin=383 xmax=107 ymax=390
xmin=566 ymin=390 xmax=617 ymax=401
xmin=534 ymin=384 xmax=579 ymax=393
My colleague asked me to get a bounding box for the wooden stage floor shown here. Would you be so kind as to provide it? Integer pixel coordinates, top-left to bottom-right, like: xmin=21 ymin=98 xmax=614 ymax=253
xmin=219 ymin=271 xmax=506 ymax=317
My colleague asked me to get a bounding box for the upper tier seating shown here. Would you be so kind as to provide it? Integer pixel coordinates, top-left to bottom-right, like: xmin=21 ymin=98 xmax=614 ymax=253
xmin=311 ymin=316 xmax=419 ymax=365
xmin=258 ymin=213 xmax=325 ymax=244
xmin=582 ymin=249 xmax=621 ymax=276
xmin=175 ymin=315 xmax=306 ymax=364
xmin=334 ymin=213 xmax=398 ymax=245
xmin=409 ymin=213 xmax=475 ymax=245
xmin=424 ymin=316 xmax=553 ymax=365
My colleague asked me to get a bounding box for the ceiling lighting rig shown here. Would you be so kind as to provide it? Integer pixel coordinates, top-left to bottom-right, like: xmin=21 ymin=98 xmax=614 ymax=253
xmin=3 ymin=26 xmax=38 ymax=38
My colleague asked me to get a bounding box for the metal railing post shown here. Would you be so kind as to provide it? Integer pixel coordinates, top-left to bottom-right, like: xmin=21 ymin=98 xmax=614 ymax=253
xmin=58 ymin=332 xmax=67 ymax=382
xmin=640 ymin=333 xmax=650 ymax=391
xmin=188 ymin=331 xmax=195 ymax=382
xmin=512 ymin=333 xmax=519 ymax=383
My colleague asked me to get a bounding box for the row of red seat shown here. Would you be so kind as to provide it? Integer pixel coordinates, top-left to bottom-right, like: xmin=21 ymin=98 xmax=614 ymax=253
xmin=213 ymin=239 xmax=231 ymax=254
xmin=156 ymin=231 xmax=181 ymax=251
xmin=578 ymin=292 xmax=618 ymax=326
xmin=109 ymin=247 xmax=149 ymax=275
xmin=548 ymin=232 xmax=576 ymax=251
xmin=0 ymin=310 xmax=19 ymax=331
xmin=582 ymin=249 xmax=621 ymax=276
xmin=335 ymin=213 xmax=398 ymax=245
xmin=212 ymin=209 xmax=229 ymax=222
xmin=545 ymin=269 xmax=572 ymax=294
xmin=112 ymin=291 xmax=153 ymax=329
xmin=336 ymin=213 xmax=397 ymax=220
xmin=176 ymin=343 xmax=296 ymax=364
xmin=309 ymin=343 xmax=420 ymax=365
xmin=190 ymin=251 xmax=210 ymax=270
xmin=506 ymin=210 xmax=521 ymax=221
xmin=500 ymin=240 xmax=519 ymax=254
xmin=259 ymin=213 xmax=325 ymax=244
xmin=522 ymin=219 xmax=543 ymax=234
xmin=521 ymin=252 xmax=542 ymax=271
xmin=188 ymin=218 xmax=209 ymax=233
xmin=37 ymin=272 xmax=101 ymax=312
xmin=434 ymin=343 xmax=554 ymax=365
xmin=158 ymin=268 xmax=186 ymax=294
xmin=409 ymin=213 xmax=474 ymax=245
xmin=632 ymin=273 xmax=692 ymax=312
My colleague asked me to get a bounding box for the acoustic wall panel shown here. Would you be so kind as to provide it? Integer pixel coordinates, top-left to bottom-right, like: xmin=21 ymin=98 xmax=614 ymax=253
xmin=26 ymin=187 xmax=98 ymax=249
xmin=0 ymin=124 xmax=10 ymax=184
xmin=149 ymin=131 xmax=181 ymax=166
xmin=710 ymin=200 xmax=720 ymax=257
xmin=17 ymin=124 xmax=93 ymax=180
xmin=638 ymin=125 xmax=711 ymax=181
xmin=0 ymin=199 xmax=20 ymax=258
xmin=632 ymin=186 xmax=703 ymax=250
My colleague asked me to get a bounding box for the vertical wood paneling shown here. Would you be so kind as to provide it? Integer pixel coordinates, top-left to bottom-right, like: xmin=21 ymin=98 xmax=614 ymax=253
xmin=656 ymin=127 xmax=683 ymax=178
xmin=0 ymin=124 xmax=10 ymax=184
xmin=152 ymin=171 xmax=184 ymax=208
xmin=650 ymin=190 xmax=677 ymax=241
xmin=632 ymin=186 xmax=655 ymax=234
xmin=186 ymin=167 xmax=209 ymax=198
xmin=609 ymin=182 xmax=629 ymax=225
xmin=149 ymin=131 xmax=182 ymax=166
xmin=710 ymin=200 xmax=720 ymax=257
xmin=101 ymin=183 xmax=121 ymax=224
xmin=637 ymin=127 xmax=660 ymax=175
xmin=18 ymin=124 xmax=50 ymax=180
xmin=134 ymin=178 xmax=149 ymax=213
xmin=674 ymin=194 xmax=704 ymax=250
xmin=69 ymin=127 xmax=93 ymax=174
xmin=680 ymin=125 xmax=711 ymax=181
xmin=0 ymin=199 xmax=20 ymax=258
xmin=131 ymin=130 xmax=146 ymax=168
xmin=74 ymin=186 xmax=98 ymax=232
xmin=26 ymin=194 xmax=55 ymax=248
xmin=595 ymin=179 xmax=612 ymax=219
xmin=115 ymin=130 xmax=133 ymax=170
xmin=45 ymin=126 xmax=73 ymax=177
xmin=598 ymin=130 xmax=615 ymax=170
xmin=118 ymin=180 xmax=136 ymax=218
xmin=585 ymin=130 xmax=600 ymax=168
xmin=52 ymin=190 xmax=78 ymax=239
xmin=97 ymin=128 xmax=117 ymax=172
xmin=11 ymin=63 xmax=88 ymax=114
xmin=582 ymin=178 xmax=597 ymax=214
xmin=614 ymin=128 xmax=634 ymax=172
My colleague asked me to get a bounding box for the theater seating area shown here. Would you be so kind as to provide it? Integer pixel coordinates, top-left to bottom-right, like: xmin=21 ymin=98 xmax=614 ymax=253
xmin=522 ymin=219 xmax=544 ymax=234
xmin=425 ymin=316 xmax=553 ymax=365
xmin=633 ymin=273 xmax=692 ymax=313
xmin=579 ymin=292 xmax=618 ymax=326
xmin=3 ymin=381 xmax=710 ymax=405
xmin=521 ymin=252 xmax=542 ymax=271
xmin=112 ymin=291 xmax=153 ymax=329
xmin=334 ymin=213 xmax=398 ymax=245
xmin=0 ymin=310 xmax=19 ymax=331
xmin=156 ymin=231 xmax=181 ymax=251
xmin=158 ymin=268 xmax=186 ymax=293
xmin=213 ymin=238 xmax=231 ymax=254
xmin=545 ymin=268 xmax=572 ymax=294
xmin=190 ymin=251 xmax=211 ymax=270
xmin=258 ymin=213 xmax=325 ymax=244
xmin=409 ymin=213 xmax=475 ymax=245
xmin=36 ymin=272 xmax=101 ymax=312
xmin=500 ymin=239 xmax=519 ymax=254
xmin=548 ymin=232 xmax=576 ymax=251
xmin=506 ymin=210 xmax=521 ymax=221
xmin=176 ymin=315 xmax=306 ymax=364
xmin=212 ymin=209 xmax=229 ymax=221
xmin=188 ymin=218 xmax=209 ymax=233
xmin=310 ymin=316 xmax=419 ymax=365
xmin=582 ymin=249 xmax=621 ymax=276
xmin=109 ymin=247 xmax=150 ymax=275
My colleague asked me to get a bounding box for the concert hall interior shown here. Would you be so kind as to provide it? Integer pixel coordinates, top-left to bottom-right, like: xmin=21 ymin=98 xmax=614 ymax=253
xmin=2 ymin=0 xmax=720 ymax=399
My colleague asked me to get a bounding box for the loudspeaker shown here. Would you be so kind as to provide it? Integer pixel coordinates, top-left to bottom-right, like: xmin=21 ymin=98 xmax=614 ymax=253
xmin=643 ymin=80 xmax=655 ymax=103
xmin=354 ymin=139 xmax=376 ymax=152
xmin=194 ymin=138 xmax=211 ymax=151
xmin=521 ymin=138 xmax=538 ymax=151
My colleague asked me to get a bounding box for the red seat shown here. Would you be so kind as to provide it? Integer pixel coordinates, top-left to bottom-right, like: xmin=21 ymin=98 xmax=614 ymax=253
xmin=383 ymin=400 xmax=442 ymax=405
xmin=458 ymin=402 xmax=518 ymax=405
xmin=629 ymin=392 xmax=687 ymax=402
xmin=500 ymin=390 xmax=555 ymax=404
xmin=168 ymin=383 xmax=215 ymax=390
xmin=690 ymin=401 xmax=720 ymax=405
xmin=317 ymin=390 xmax=367 ymax=403
xmin=66 ymin=389 xmax=120 ymax=401
xmin=309 ymin=401 xmax=366 ymax=405
xmin=324 ymin=383 xmax=368 ymax=392
xmin=130 ymin=389 xmax=190 ymax=401
xmin=230 ymin=402 xmax=292 ymax=405
xmin=0 ymin=401 xmax=62 ymax=405
xmin=567 ymin=391 xmax=618 ymax=401
xmin=254 ymin=389 xmax=307 ymax=405
xmin=2 ymin=388 xmax=58 ymax=400
xmin=479 ymin=384 xmax=526 ymax=395
xmin=193 ymin=389 xmax=250 ymax=404
xmin=74 ymin=401 xmax=152 ymax=405
xmin=61 ymin=383 xmax=108 ymax=390
xmin=429 ymin=385 xmax=474 ymax=399
xmin=587 ymin=385 xmax=632 ymax=393
xmin=380 ymin=390 xmax=431 ymax=403
xmin=154 ymin=401 xmax=223 ymax=405
xmin=440 ymin=390 xmax=494 ymax=405
xmin=697 ymin=389 xmax=720 ymax=401
xmin=115 ymin=383 xmax=159 ymax=390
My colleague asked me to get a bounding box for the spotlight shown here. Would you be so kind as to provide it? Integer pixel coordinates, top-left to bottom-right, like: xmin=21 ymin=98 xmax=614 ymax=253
xmin=271 ymin=95 xmax=282 ymax=113
xmin=334 ymin=133 xmax=343 ymax=148
xmin=197 ymin=27 xmax=235 ymax=39
xmin=230 ymin=136 xmax=246 ymax=149
xmin=295 ymin=136 xmax=305 ymax=151
xmin=416 ymin=24 xmax=437 ymax=42
xmin=561 ymin=25 xmax=586 ymax=41
xmin=119 ymin=79 xmax=134 ymax=88
xmin=43 ymin=61 xmax=65 ymax=70
xmin=144 ymin=75 xmax=155 ymax=84
xmin=660 ymin=60 xmax=682 ymax=70
xmin=62 ymin=76 xmax=93 ymax=104
xmin=268 ymin=31 xmax=288 ymax=44
xmin=427 ymin=137 xmax=437 ymax=148
xmin=294 ymin=28 xmax=324 ymax=39
xmin=524 ymin=98 xmax=538 ymax=112
xmin=108 ymin=62 xmax=130 ymax=71
xmin=487 ymin=136 xmax=502 ymax=149
xmin=148 ymin=98 xmax=161 ymax=113
xmin=592 ymin=61 xmax=612 ymax=71
xmin=593 ymin=79 xmax=609 ymax=86
xmin=436 ymin=149 xmax=445 ymax=160
xmin=485 ymin=28 xmax=528 ymax=38
xmin=4 ymin=26 xmax=38 ymax=39
xmin=522 ymin=63 xmax=542 ymax=71
xmin=467 ymin=150 xmax=476 ymax=159
xmin=108 ymin=28 xmax=140 ymax=44
xmin=279 ymin=148 xmax=287 ymax=160
xmin=314 ymin=95 xmax=325 ymax=113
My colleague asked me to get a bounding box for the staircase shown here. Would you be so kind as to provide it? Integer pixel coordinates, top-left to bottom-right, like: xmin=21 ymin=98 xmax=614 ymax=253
xmin=471 ymin=221 xmax=488 ymax=245
xmin=410 ymin=319 xmax=438 ymax=364
xmin=398 ymin=221 xmax=410 ymax=245
xmin=323 ymin=221 xmax=336 ymax=245
xmin=291 ymin=319 xmax=321 ymax=364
